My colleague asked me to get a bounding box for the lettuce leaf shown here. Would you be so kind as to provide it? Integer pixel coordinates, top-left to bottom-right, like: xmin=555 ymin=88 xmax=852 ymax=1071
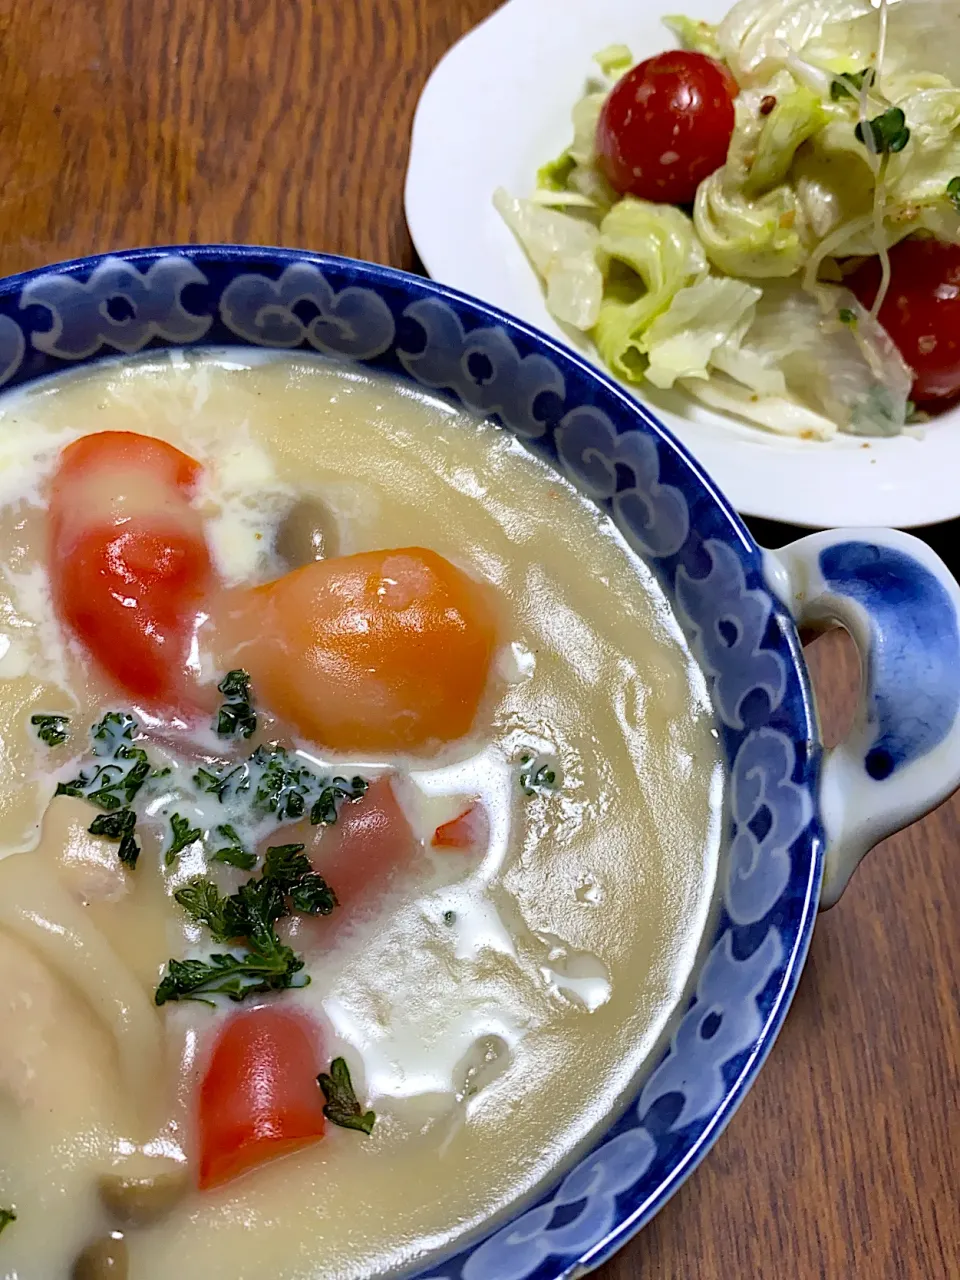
xmin=593 ymin=44 xmax=633 ymax=79
xmin=692 ymin=71 xmax=825 ymax=277
xmin=744 ymin=79 xmax=827 ymax=193
xmin=592 ymin=198 xmax=707 ymax=381
xmin=663 ymin=15 xmax=723 ymax=59
xmin=697 ymin=281 xmax=912 ymax=437
xmin=493 ymin=189 xmax=604 ymax=329
xmin=642 ymin=277 xmax=761 ymax=388
xmin=717 ymin=0 xmax=874 ymax=85
xmin=694 ymin=172 xmax=808 ymax=277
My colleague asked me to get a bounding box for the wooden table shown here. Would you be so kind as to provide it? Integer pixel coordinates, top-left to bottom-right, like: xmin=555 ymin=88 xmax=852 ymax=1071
xmin=1 ymin=2 xmax=957 ymax=1276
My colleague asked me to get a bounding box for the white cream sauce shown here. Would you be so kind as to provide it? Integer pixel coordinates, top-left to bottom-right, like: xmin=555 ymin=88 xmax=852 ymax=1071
xmin=0 ymin=350 xmax=723 ymax=1280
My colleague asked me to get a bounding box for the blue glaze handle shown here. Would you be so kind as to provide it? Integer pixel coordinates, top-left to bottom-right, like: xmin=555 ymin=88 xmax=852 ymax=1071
xmin=768 ymin=529 xmax=960 ymax=907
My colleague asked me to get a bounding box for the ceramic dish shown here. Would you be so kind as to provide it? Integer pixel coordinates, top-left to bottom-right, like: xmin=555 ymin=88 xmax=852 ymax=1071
xmin=404 ymin=0 xmax=960 ymax=529
xmin=0 ymin=245 xmax=957 ymax=1279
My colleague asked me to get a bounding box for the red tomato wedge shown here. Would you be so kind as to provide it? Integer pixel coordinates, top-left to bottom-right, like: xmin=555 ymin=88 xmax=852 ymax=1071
xmin=310 ymin=777 xmax=421 ymax=917
xmin=198 ymin=1006 xmax=327 ymax=1190
xmin=219 ymin=547 xmax=497 ymax=754
xmin=48 ymin=431 xmax=213 ymax=706
xmin=432 ymin=801 xmax=488 ymax=852
xmin=846 ymin=238 xmax=960 ymax=407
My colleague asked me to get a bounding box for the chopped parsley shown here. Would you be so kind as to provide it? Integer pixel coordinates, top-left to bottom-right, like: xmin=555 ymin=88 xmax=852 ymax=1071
xmin=310 ymin=775 xmax=368 ymax=826
xmin=215 ymin=669 xmax=257 ymax=740
xmin=57 ymin=729 xmax=151 ymax=812
xmin=317 ymin=1057 xmax=376 ymax=1135
xmin=947 ymin=176 xmax=960 ymax=213
xmin=88 ymin=808 xmax=140 ymax=869
xmin=855 ymin=106 xmax=910 ymax=155
xmin=830 ymin=67 xmax=875 ymax=101
xmin=156 ymin=845 xmax=337 ymax=1005
xmin=165 ymin=813 xmax=202 ymax=867
xmin=30 ymin=714 xmax=69 ymax=747
xmin=263 ymin=843 xmax=337 ymax=916
xmin=210 ymin=823 xmax=257 ymax=871
xmin=838 ymin=307 xmax=858 ymax=327
xmin=0 ymin=1207 xmax=14 ymax=1235
xmin=519 ymin=754 xmax=558 ymax=797
xmin=193 ymin=763 xmax=248 ymax=802
xmin=195 ymin=745 xmax=367 ymax=826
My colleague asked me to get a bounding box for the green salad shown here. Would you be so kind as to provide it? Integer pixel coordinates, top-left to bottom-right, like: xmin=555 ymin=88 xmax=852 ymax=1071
xmin=495 ymin=0 xmax=960 ymax=439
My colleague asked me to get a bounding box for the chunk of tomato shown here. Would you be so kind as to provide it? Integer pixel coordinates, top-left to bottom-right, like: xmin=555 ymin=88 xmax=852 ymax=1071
xmin=846 ymin=238 xmax=960 ymax=407
xmin=432 ymin=801 xmax=488 ymax=852
xmin=48 ymin=431 xmax=213 ymax=706
xmin=219 ymin=548 xmax=497 ymax=753
xmin=310 ymin=776 xmax=421 ymax=916
xmin=198 ymin=1006 xmax=327 ymax=1190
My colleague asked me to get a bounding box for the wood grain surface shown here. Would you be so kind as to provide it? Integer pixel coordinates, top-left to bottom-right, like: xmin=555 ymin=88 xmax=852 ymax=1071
xmin=0 ymin=1 xmax=957 ymax=1276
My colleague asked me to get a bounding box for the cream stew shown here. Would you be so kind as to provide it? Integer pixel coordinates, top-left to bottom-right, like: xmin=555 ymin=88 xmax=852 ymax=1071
xmin=0 ymin=351 xmax=722 ymax=1280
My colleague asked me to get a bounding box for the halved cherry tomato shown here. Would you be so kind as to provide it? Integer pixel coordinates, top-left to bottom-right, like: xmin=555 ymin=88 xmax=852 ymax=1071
xmin=432 ymin=801 xmax=488 ymax=852
xmin=309 ymin=776 xmax=421 ymax=916
xmin=220 ymin=548 xmax=497 ymax=754
xmin=198 ymin=1006 xmax=327 ymax=1190
xmin=596 ymin=51 xmax=738 ymax=205
xmin=48 ymin=431 xmax=213 ymax=706
xmin=846 ymin=238 xmax=960 ymax=407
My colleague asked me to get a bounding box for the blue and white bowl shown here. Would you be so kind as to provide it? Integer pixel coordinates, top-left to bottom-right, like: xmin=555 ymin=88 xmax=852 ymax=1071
xmin=1 ymin=246 xmax=957 ymax=1279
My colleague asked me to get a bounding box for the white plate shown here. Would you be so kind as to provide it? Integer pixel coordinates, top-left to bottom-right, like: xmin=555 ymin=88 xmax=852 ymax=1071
xmin=405 ymin=0 xmax=960 ymax=528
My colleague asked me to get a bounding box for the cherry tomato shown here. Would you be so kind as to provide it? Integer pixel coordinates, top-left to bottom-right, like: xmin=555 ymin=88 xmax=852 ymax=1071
xmin=220 ymin=548 xmax=497 ymax=754
xmin=198 ymin=1006 xmax=327 ymax=1190
xmin=48 ymin=431 xmax=213 ymax=706
xmin=310 ymin=777 xmax=421 ymax=916
xmin=432 ymin=801 xmax=488 ymax=852
xmin=595 ymin=51 xmax=738 ymax=205
xmin=846 ymin=238 xmax=960 ymax=407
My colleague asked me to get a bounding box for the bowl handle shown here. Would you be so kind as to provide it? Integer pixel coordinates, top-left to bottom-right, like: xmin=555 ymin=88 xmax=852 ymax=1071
xmin=766 ymin=528 xmax=960 ymax=908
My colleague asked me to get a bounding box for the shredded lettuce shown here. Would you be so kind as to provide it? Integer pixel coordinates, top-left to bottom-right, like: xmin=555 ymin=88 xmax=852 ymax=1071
xmin=593 ymin=199 xmax=707 ymax=381
xmin=643 ymin=277 xmax=761 ymax=388
xmin=593 ymin=44 xmax=634 ymax=79
xmin=693 ymin=281 xmax=913 ymax=436
xmin=662 ymin=15 xmax=723 ymax=59
xmin=717 ymin=0 xmax=874 ymax=85
xmin=493 ymin=189 xmax=604 ymax=329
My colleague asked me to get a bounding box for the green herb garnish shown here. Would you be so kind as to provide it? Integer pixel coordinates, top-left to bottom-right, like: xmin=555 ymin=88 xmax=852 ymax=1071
xmin=193 ymin=762 xmax=249 ymax=802
xmin=30 ymin=714 xmax=69 ymax=747
xmin=89 ymin=807 xmax=140 ymax=869
xmin=57 ymin=716 xmax=151 ymax=813
xmin=216 ymin=669 xmax=257 ymax=740
xmin=210 ymin=823 xmax=257 ymax=871
xmin=158 ymin=876 xmax=302 ymax=1006
xmin=310 ymin=775 xmax=368 ymax=826
xmin=830 ymin=67 xmax=875 ymax=101
xmin=251 ymin=745 xmax=315 ymax=820
xmin=518 ymin=754 xmax=558 ymax=797
xmin=947 ymin=176 xmax=960 ymax=213
xmin=262 ymin=844 xmax=337 ymax=916
xmin=166 ymin=812 xmax=202 ymax=867
xmin=855 ymin=106 xmax=910 ymax=154
xmin=92 ymin=711 xmax=137 ymax=754
xmin=157 ymin=845 xmax=336 ymax=1005
xmin=838 ymin=307 xmax=858 ymax=327
xmin=0 ymin=1208 xmax=15 ymax=1235
xmin=317 ymin=1057 xmax=376 ymax=1135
